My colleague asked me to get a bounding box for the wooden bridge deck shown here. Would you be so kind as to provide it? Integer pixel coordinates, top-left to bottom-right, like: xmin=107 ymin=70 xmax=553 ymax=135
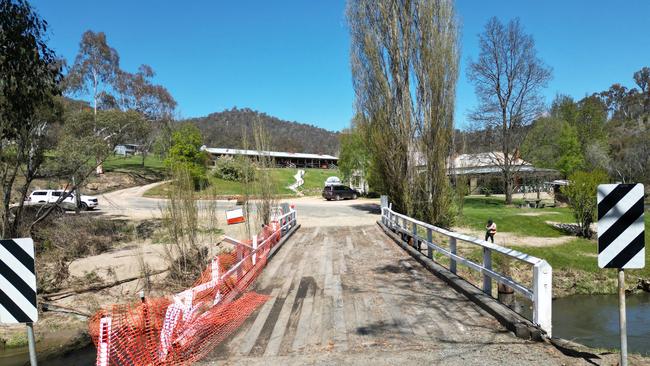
xmin=202 ymin=225 xmax=593 ymax=365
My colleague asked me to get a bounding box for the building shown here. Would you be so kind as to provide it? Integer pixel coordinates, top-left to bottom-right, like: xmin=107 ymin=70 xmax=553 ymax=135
xmin=114 ymin=144 xmax=141 ymax=156
xmin=201 ymin=147 xmax=338 ymax=169
xmin=448 ymin=152 xmax=560 ymax=194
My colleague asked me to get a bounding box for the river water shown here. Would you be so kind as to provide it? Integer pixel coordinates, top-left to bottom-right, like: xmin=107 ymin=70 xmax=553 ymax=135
xmin=552 ymin=292 xmax=650 ymax=355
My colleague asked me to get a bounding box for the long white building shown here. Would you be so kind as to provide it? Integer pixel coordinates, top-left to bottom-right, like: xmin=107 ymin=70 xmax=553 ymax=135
xmin=201 ymin=147 xmax=338 ymax=169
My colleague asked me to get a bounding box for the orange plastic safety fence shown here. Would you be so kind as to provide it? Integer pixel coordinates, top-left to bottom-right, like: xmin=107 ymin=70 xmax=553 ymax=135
xmin=89 ymin=221 xmax=287 ymax=365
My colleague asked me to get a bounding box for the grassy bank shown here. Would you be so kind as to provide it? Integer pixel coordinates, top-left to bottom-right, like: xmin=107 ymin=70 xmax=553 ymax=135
xmin=103 ymin=155 xmax=165 ymax=175
xmin=510 ymin=214 xmax=650 ymax=295
xmin=460 ymin=196 xmax=575 ymax=237
xmin=455 ymin=196 xmax=650 ymax=296
xmin=144 ymin=167 xmax=339 ymax=198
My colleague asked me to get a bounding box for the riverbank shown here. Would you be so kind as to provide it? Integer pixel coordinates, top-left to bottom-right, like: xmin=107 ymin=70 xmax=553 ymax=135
xmin=457 ymin=196 xmax=650 ymax=297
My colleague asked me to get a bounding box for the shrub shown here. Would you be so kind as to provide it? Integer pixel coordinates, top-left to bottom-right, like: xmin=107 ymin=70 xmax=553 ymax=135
xmin=561 ymin=170 xmax=608 ymax=238
xmin=164 ymin=124 xmax=210 ymax=189
xmin=213 ymin=156 xmax=256 ymax=182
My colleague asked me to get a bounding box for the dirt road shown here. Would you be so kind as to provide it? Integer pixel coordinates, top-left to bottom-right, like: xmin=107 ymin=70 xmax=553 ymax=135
xmin=199 ymin=225 xmax=607 ymax=366
xmin=97 ymin=183 xmax=380 ymax=227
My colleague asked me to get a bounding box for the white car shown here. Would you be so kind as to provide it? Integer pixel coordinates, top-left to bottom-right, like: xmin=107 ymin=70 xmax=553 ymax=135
xmin=28 ymin=189 xmax=99 ymax=211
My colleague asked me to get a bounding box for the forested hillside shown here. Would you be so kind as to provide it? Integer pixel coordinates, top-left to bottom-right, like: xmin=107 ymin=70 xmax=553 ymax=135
xmin=186 ymin=108 xmax=340 ymax=155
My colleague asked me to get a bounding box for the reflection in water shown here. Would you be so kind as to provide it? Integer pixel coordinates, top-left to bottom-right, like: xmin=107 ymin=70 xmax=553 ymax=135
xmin=553 ymin=293 xmax=650 ymax=355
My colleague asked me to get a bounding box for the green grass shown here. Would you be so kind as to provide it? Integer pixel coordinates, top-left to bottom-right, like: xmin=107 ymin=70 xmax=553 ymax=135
xmin=299 ymin=168 xmax=339 ymax=195
xmin=145 ymin=167 xmax=337 ymax=198
xmin=103 ymin=155 xmax=165 ymax=175
xmin=460 ymin=196 xmax=576 ymax=237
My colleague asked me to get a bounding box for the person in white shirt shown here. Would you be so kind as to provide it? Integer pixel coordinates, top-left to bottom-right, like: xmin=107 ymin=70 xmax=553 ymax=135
xmin=485 ymin=219 xmax=497 ymax=243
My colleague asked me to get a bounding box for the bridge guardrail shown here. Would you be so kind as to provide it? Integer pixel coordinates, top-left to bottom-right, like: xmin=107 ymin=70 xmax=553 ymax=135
xmin=380 ymin=199 xmax=552 ymax=336
xmin=93 ymin=206 xmax=298 ymax=366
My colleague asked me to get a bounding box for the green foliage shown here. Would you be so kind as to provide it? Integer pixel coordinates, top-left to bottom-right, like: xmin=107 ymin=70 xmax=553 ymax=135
xmin=164 ymin=124 xmax=208 ymax=189
xmin=50 ymin=109 xmax=147 ymax=176
xmin=0 ymin=0 xmax=62 ymax=237
xmin=338 ymin=128 xmax=366 ymax=181
xmin=555 ymin=122 xmax=584 ymax=175
xmin=213 ymin=156 xmax=255 ymax=182
xmin=523 ymin=117 xmax=584 ymax=176
xmin=561 ymin=170 xmax=608 ymax=238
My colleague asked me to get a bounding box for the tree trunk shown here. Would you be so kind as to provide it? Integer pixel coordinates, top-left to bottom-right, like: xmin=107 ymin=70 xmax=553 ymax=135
xmin=504 ymin=171 xmax=513 ymax=204
xmin=96 ymin=159 xmax=104 ymax=175
xmin=141 ymin=150 xmax=147 ymax=167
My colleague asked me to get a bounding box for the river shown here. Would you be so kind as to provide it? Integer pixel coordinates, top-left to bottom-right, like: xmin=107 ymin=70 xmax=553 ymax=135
xmin=552 ymin=292 xmax=650 ymax=355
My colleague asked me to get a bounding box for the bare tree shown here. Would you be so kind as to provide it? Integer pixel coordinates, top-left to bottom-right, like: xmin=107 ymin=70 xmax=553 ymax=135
xmin=348 ymin=0 xmax=459 ymax=225
xmin=467 ymin=17 xmax=551 ymax=204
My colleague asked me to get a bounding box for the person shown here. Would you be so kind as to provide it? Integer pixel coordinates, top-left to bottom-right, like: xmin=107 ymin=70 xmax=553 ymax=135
xmin=485 ymin=219 xmax=497 ymax=243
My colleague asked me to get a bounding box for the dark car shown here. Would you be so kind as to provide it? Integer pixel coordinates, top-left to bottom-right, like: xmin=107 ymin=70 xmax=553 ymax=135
xmin=322 ymin=185 xmax=359 ymax=201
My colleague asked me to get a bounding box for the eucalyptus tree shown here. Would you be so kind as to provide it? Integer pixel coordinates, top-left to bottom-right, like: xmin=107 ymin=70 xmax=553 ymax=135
xmin=0 ymin=0 xmax=62 ymax=237
xmin=348 ymin=0 xmax=459 ymax=226
xmin=467 ymin=17 xmax=552 ymax=204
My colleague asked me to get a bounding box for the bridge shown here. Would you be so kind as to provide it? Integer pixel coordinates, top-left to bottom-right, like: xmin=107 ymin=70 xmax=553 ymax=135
xmin=196 ymin=201 xmax=593 ymax=365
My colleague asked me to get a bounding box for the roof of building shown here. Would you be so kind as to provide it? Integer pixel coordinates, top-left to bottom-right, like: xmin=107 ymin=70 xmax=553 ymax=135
xmin=201 ymin=147 xmax=338 ymax=160
xmin=447 ymin=152 xmax=558 ymax=176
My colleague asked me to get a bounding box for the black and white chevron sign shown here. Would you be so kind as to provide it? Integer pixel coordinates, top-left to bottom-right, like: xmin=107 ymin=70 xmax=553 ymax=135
xmin=0 ymin=238 xmax=38 ymax=324
xmin=598 ymin=184 xmax=645 ymax=269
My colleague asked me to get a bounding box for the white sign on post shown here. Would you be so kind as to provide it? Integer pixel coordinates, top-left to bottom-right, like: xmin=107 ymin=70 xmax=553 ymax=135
xmin=597 ymin=183 xmax=645 ymax=366
xmin=0 ymin=238 xmax=38 ymax=324
xmin=597 ymin=183 xmax=645 ymax=269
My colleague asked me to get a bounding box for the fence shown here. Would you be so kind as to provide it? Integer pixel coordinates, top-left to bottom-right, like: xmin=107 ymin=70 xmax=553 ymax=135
xmin=379 ymin=199 xmax=552 ymax=336
xmin=91 ymin=207 xmax=297 ymax=366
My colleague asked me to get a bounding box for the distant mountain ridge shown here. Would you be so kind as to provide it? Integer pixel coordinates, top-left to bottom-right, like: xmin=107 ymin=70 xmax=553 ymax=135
xmin=185 ymin=107 xmax=340 ymax=156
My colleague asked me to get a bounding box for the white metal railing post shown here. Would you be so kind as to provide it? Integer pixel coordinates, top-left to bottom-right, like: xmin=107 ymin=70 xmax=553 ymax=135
xmin=449 ymin=237 xmax=457 ymax=274
xmin=381 ymin=207 xmax=552 ymax=336
xmin=426 ymin=228 xmax=433 ymax=259
xmin=482 ymin=248 xmax=492 ymax=294
xmin=533 ymin=260 xmax=553 ymax=337
xmin=252 ymin=235 xmax=258 ymax=266
xmin=412 ymin=222 xmax=418 ymax=250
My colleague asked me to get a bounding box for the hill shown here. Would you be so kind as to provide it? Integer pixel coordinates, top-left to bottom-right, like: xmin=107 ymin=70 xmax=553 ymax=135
xmin=185 ymin=107 xmax=340 ymax=155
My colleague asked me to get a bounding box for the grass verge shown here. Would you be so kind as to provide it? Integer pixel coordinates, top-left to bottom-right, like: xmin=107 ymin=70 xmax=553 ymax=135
xmin=145 ymin=168 xmax=339 ymax=198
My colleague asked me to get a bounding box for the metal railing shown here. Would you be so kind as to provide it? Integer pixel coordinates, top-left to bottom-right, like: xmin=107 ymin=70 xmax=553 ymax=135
xmin=380 ymin=200 xmax=552 ymax=336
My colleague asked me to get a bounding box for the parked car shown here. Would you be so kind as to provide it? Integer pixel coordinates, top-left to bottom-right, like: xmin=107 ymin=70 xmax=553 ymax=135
xmin=27 ymin=189 xmax=99 ymax=210
xmin=322 ymin=185 xmax=359 ymax=201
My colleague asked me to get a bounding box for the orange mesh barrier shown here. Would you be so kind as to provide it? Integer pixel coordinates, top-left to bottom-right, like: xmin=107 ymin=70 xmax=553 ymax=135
xmin=89 ymin=216 xmax=293 ymax=366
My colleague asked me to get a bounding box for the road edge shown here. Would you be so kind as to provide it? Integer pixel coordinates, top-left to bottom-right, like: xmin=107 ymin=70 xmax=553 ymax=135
xmin=268 ymin=224 xmax=301 ymax=261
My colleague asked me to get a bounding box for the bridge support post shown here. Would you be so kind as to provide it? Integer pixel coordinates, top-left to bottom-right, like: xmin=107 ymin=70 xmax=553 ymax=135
xmin=449 ymin=237 xmax=457 ymax=274
xmin=482 ymin=248 xmax=492 ymax=295
xmin=426 ymin=228 xmax=433 ymax=259
xmin=533 ymin=260 xmax=552 ymax=337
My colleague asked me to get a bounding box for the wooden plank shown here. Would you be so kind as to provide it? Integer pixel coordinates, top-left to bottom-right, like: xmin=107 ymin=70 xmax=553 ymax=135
xmin=263 ymin=254 xmax=306 ymax=356
xmin=237 ymin=287 xmax=281 ymax=355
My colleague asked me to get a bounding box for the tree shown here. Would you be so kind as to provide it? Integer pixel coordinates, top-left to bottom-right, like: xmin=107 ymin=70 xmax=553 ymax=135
xmin=467 ymin=17 xmax=552 ymax=204
xmin=337 ymin=117 xmax=371 ymax=189
xmin=165 ymin=124 xmax=208 ymax=189
xmin=66 ymin=30 xmax=120 ymax=174
xmin=555 ymin=122 xmax=584 ymax=176
xmin=522 ymin=117 xmax=582 ymax=176
xmin=65 ymin=31 xmax=119 ymax=115
xmin=348 ymin=0 xmax=459 ymax=226
xmin=112 ymin=65 xmax=177 ymax=166
xmin=562 ymin=170 xmax=608 ymax=238
xmin=0 ymin=0 xmax=62 ymax=237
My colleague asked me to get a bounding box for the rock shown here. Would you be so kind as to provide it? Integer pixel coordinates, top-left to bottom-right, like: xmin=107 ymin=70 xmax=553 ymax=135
xmin=86 ymin=183 xmax=99 ymax=191
xmin=637 ymin=278 xmax=650 ymax=293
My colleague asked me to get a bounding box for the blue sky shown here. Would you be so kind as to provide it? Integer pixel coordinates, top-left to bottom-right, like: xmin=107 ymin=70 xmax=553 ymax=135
xmin=32 ymin=0 xmax=650 ymax=131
